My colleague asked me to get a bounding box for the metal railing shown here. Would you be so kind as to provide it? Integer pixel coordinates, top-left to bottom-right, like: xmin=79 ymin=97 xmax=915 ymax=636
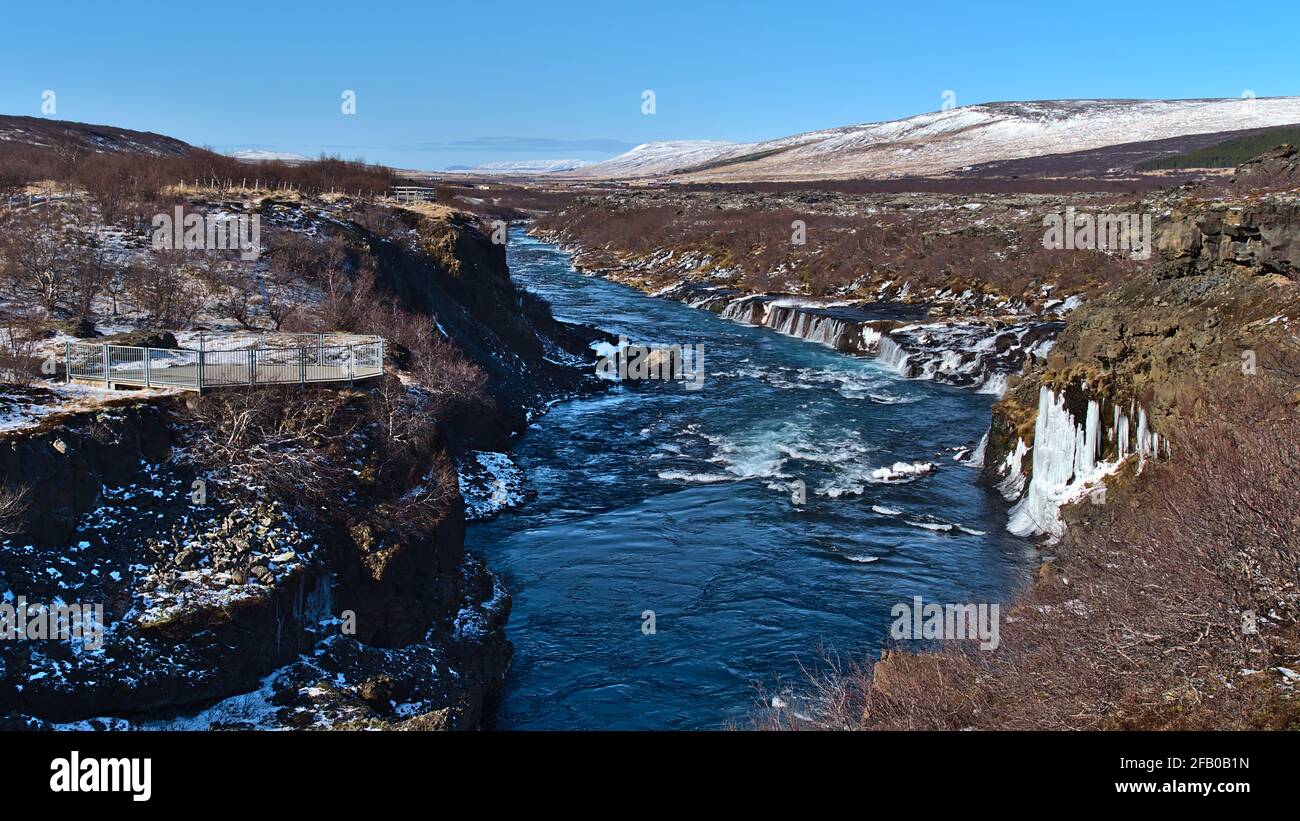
xmin=389 ymin=185 xmax=437 ymax=204
xmin=65 ymin=333 xmax=384 ymax=392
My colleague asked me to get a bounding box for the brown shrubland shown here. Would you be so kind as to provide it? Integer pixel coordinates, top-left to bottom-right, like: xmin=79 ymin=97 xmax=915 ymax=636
xmin=535 ymin=196 xmax=1141 ymax=302
xmin=764 ymin=380 xmax=1300 ymax=730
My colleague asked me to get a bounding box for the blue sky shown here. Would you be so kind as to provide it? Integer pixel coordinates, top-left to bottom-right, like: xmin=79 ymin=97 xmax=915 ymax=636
xmin=3 ymin=0 xmax=1298 ymax=170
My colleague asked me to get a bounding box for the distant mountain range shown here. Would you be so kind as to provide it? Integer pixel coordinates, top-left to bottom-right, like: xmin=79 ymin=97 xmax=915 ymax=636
xmin=443 ymin=159 xmax=593 ymax=174
xmin=9 ymin=97 xmax=1300 ymax=184
xmin=225 ymin=148 xmax=311 ymax=163
xmin=561 ymin=97 xmax=1300 ymax=181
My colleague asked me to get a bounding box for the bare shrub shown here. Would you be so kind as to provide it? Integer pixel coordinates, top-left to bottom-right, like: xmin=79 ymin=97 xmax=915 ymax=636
xmin=65 ymin=229 xmax=115 ymax=322
xmin=182 ymin=386 xmax=362 ymax=505
xmin=0 ymin=314 xmax=48 ymax=384
xmin=123 ymin=249 xmax=206 ymax=328
xmin=213 ymin=269 xmax=259 ymax=329
xmin=0 ymin=207 xmax=80 ymax=316
xmin=0 ymin=483 xmax=31 ymax=536
xmin=182 ymin=378 xmax=459 ymax=534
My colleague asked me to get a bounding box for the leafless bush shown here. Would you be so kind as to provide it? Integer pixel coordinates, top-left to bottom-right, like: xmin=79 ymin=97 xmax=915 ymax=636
xmin=367 ymin=376 xmax=459 ymax=534
xmin=263 ymin=286 xmax=298 ymax=331
xmin=182 ymin=377 xmax=460 ymax=534
xmin=213 ymin=269 xmax=259 ymax=329
xmin=0 ymin=483 xmax=31 ymax=536
xmin=0 ymin=207 xmax=82 ymax=316
xmin=350 ymin=296 xmax=491 ymax=417
xmin=182 ymin=386 xmax=362 ymax=505
xmin=126 ymin=250 xmax=206 ymax=328
xmin=65 ymin=230 xmax=114 ymax=321
xmin=0 ymin=314 xmax=48 ymax=384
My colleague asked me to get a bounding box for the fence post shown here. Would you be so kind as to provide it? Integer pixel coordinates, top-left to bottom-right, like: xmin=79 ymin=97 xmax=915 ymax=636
xmin=101 ymin=344 xmax=110 ymax=388
xmin=197 ymin=347 xmax=204 ymax=392
xmin=347 ymin=344 xmax=354 ymax=385
xmin=299 ymin=346 xmax=305 ymax=383
xmin=64 ymin=341 xmax=70 ymax=384
xmin=248 ymin=348 xmax=255 ymax=385
xmin=144 ymin=348 xmax=151 ymax=388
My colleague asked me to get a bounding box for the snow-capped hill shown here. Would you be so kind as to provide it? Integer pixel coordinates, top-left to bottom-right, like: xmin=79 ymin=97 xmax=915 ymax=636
xmin=570 ymin=97 xmax=1300 ymax=181
xmin=567 ymin=140 xmax=742 ymax=177
xmin=227 ymin=149 xmax=311 ymax=162
xmin=445 ymin=158 xmax=592 ymax=174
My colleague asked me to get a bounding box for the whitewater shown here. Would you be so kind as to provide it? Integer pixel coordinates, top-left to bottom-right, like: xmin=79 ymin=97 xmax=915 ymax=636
xmin=465 ymin=232 xmax=1033 ymax=729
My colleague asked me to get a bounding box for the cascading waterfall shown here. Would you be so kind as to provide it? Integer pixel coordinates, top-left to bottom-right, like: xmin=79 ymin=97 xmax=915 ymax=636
xmin=721 ymin=297 xmax=855 ymax=350
xmin=720 ymin=298 xmax=760 ymax=324
xmin=713 ymin=294 xmax=1052 ymax=396
xmin=876 ymin=335 xmax=913 ymax=376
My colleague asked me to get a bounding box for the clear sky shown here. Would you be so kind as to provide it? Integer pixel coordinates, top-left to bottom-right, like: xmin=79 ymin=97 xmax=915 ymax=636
xmin=4 ymin=0 xmax=1298 ymax=170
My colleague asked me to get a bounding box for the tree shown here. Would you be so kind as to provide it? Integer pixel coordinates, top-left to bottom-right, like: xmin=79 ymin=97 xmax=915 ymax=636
xmin=0 ymin=207 xmax=77 ymax=316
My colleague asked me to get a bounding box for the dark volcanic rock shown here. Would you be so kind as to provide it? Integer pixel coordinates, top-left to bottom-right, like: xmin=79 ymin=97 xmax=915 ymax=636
xmin=0 ymin=400 xmax=172 ymax=546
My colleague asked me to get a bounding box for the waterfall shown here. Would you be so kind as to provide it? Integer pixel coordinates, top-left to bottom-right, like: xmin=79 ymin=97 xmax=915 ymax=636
xmin=876 ymin=335 xmax=913 ymax=376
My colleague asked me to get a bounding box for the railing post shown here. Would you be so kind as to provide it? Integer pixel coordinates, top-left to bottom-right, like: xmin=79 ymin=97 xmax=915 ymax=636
xmin=347 ymin=344 xmax=354 ymax=385
xmin=248 ymin=348 xmax=256 ymax=385
xmin=299 ymin=346 xmax=305 ymax=383
xmin=196 ymin=348 xmax=204 ymax=392
xmin=64 ymin=341 xmax=70 ymax=384
xmin=101 ymin=344 xmax=110 ymax=388
xmin=144 ymin=347 xmax=151 ymax=388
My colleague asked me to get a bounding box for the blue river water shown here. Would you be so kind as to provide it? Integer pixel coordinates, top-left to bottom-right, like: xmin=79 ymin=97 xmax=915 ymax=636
xmin=466 ymin=232 xmax=1031 ymax=730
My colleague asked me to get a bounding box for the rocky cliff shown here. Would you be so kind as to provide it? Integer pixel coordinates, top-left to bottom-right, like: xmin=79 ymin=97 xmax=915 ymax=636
xmin=983 ymin=186 xmax=1300 ymax=538
xmin=0 ymin=212 xmax=602 ymax=730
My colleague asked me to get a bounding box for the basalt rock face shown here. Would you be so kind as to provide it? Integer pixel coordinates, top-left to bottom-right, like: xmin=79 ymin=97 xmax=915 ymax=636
xmin=1232 ymin=144 xmax=1300 ymax=194
xmin=0 ymin=397 xmax=510 ymax=729
xmin=983 ymin=192 xmax=1300 ymax=535
xmin=0 ymin=209 xmax=610 ymax=729
xmin=352 ymin=212 xmax=604 ymax=449
xmin=0 ymin=401 xmax=172 ymax=547
xmin=1158 ymin=197 xmax=1300 ymax=280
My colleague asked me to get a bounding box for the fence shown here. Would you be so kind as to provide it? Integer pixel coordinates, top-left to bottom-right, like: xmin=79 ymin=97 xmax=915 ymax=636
xmin=65 ymin=333 xmax=384 ymax=392
xmin=389 ymin=185 xmax=437 ymax=204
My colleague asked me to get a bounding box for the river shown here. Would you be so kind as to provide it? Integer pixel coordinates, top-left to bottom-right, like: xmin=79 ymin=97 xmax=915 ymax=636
xmin=466 ymin=231 xmax=1031 ymax=730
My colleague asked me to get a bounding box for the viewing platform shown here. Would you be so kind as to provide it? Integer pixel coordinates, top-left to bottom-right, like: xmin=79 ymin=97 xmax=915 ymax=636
xmin=65 ymin=332 xmax=384 ymax=393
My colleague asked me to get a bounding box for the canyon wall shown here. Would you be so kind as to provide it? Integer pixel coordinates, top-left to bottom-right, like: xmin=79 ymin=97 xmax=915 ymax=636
xmin=983 ymin=195 xmax=1300 ymax=537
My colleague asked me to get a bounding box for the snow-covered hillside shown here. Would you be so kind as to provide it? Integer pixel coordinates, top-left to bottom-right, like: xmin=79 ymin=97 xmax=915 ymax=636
xmin=444 ymin=158 xmax=593 ymax=174
xmin=568 ymin=140 xmax=742 ymax=177
xmin=0 ymin=114 xmax=192 ymax=157
xmin=226 ymin=149 xmax=311 ymax=162
xmin=569 ymin=98 xmax=1300 ymax=181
